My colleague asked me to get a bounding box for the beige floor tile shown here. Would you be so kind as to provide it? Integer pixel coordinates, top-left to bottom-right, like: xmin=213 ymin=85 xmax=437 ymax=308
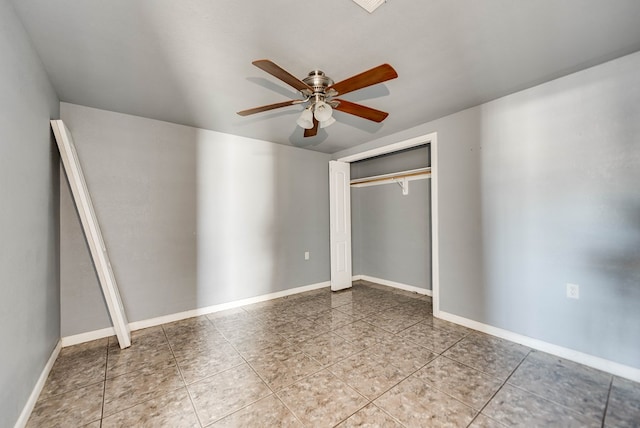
xmin=188 ymin=363 xmax=271 ymax=425
xmin=400 ymin=320 xmax=466 ymax=353
xmin=401 ymin=301 xmax=433 ymax=318
xmin=212 ymin=315 xmax=266 ymax=339
xmin=306 ymin=309 xmax=356 ymax=330
xmin=421 ymin=316 xmax=473 ymax=336
xmin=336 ymin=403 xmax=404 ymax=427
xmin=229 ymin=330 xmax=293 ymax=356
xmin=298 ymin=332 xmax=365 ymax=366
xmin=277 ymin=320 xmax=330 ymax=346
xmin=210 ymin=394 xmax=303 ymax=427
xmin=164 ymin=315 xmax=215 ymax=331
xmin=103 ymin=359 xmax=184 ymax=416
xmin=27 ymin=381 xmax=104 ymax=427
xmin=40 ymin=340 xmax=107 ymax=398
xmin=604 ymin=376 xmax=640 ymax=427
xmin=107 ymin=327 xmax=174 ymax=378
xmin=329 ymin=350 xmax=409 ymax=399
xmin=277 ymin=370 xmax=368 ymax=428
xmin=370 ymin=336 xmax=438 ymax=373
xmin=165 ymin=323 xmax=229 ymax=356
xmin=239 ymin=337 xmax=298 ymax=363
xmin=414 ymin=356 xmax=503 ymax=409
xmin=292 ymin=298 xmax=333 ymax=317
xmin=101 ymin=388 xmax=199 ymax=428
xmin=508 ymin=350 xmax=611 ymax=420
xmin=249 ymin=349 xmax=323 ymax=390
xmin=483 ymin=384 xmax=600 ymax=427
xmin=332 ymin=320 xmax=395 ymax=348
xmin=468 ymin=413 xmax=508 ymax=427
xmin=170 ymin=334 xmax=231 ymax=362
xmin=260 ymin=309 xmax=310 ymax=328
xmin=33 ymin=282 xmax=640 ymax=427
xmin=364 ymin=312 xmax=422 ymax=334
xmin=206 ymin=307 xmax=249 ymax=321
xmin=335 ymin=301 xmax=396 ymax=318
xmin=375 ymin=376 xmax=477 ymax=427
xmin=443 ymin=333 xmax=529 ymax=380
xmin=176 ymin=342 xmax=245 ymax=384
xmin=329 ymin=290 xmax=355 ymax=308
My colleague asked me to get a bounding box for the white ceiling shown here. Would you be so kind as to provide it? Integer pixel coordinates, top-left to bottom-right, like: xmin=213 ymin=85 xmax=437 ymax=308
xmin=12 ymin=0 xmax=640 ymax=154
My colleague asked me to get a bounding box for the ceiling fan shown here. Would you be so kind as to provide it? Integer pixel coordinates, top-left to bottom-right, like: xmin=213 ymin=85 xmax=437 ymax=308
xmin=237 ymin=60 xmax=398 ymax=137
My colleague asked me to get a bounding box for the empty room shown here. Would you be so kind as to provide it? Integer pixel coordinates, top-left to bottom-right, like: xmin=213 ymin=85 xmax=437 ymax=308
xmin=2 ymin=0 xmax=640 ymax=427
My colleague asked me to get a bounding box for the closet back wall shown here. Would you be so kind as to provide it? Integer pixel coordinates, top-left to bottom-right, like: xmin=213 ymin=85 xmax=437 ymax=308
xmin=351 ymin=147 xmax=432 ymax=292
xmin=60 ymin=103 xmax=331 ymax=336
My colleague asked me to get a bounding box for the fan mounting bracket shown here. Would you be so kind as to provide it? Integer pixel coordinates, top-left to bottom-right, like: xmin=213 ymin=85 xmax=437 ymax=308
xmin=302 ymin=70 xmax=334 ymax=95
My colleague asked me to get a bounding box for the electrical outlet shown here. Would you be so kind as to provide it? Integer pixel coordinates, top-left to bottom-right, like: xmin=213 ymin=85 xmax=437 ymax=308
xmin=304 ymin=251 xmax=310 ymax=260
xmin=566 ymin=283 xmax=580 ymax=299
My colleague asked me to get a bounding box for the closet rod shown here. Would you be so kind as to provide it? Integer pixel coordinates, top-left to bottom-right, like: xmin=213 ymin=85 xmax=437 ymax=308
xmin=350 ymin=168 xmax=431 ymax=186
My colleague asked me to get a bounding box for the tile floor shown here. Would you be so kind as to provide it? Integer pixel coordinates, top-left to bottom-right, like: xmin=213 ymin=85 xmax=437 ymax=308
xmin=28 ymin=281 xmax=640 ymax=427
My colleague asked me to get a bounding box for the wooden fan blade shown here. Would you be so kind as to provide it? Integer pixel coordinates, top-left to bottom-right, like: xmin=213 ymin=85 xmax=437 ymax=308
xmin=304 ymin=117 xmax=319 ymax=137
xmin=333 ymin=99 xmax=389 ymax=122
xmin=237 ymin=100 xmax=299 ymax=116
xmin=253 ymin=59 xmax=313 ymax=93
xmin=328 ymin=64 xmax=397 ymax=96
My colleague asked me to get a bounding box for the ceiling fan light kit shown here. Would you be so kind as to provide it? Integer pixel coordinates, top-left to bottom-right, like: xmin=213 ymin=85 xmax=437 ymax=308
xmin=238 ymin=59 xmax=397 ymax=138
xmin=296 ymin=108 xmax=314 ymax=129
xmin=320 ymin=116 xmax=336 ymax=129
xmin=313 ymin=100 xmax=333 ymax=122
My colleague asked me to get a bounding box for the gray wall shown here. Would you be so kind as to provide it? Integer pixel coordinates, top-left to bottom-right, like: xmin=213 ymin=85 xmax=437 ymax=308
xmin=60 ymin=103 xmax=331 ymax=336
xmin=336 ymin=50 xmax=640 ymax=368
xmin=352 ymin=180 xmax=431 ymax=290
xmin=0 ymin=0 xmax=60 ymax=426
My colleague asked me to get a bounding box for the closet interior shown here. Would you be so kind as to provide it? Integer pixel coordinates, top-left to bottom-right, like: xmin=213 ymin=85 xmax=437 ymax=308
xmin=350 ymin=144 xmax=432 ymax=294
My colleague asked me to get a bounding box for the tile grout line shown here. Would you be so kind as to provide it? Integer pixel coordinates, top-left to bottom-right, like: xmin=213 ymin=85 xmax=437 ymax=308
xmin=208 ymin=315 xmax=310 ymax=426
xmin=505 ymin=368 xmax=611 ymax=424
xmin=336 ymin=304 xmax=473 ymax=426
xmin=223 ymin=289 xmax=420 ymax=426
xmin=465 ymin=349 xmax=533 ymax=427
xmin=338 ymin=308 xmax=456 ymax=424
xmin=100 ymin=340 xmax=109 ymax=428
xmin=600 ymin=376 xmax=614 ymax=428
xmin=161 ymin=324 xmax=205 ymax=428
xmin=271 ymin=392 xmax=307 ymax=428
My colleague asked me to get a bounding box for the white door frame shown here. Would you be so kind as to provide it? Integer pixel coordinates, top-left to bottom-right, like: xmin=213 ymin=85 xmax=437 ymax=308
xmin=336 ymin=132 xmax=440 ymax=316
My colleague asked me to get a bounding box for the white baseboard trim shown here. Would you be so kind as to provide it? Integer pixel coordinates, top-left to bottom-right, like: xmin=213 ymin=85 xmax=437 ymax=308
xmin=61 ymin=281 xmax=331 ymax=347
xmin=437 ymin=310 xmax=640 ymax=383
xmin=61 ymin=327 xmax=115 ymax=347
xmin=14 ymin=340 xmax=61 ymax=428
xmin=353 ymin=275 xmax=432 ymax=297
xmin=129 ymin=281 xmax=330 ymax=331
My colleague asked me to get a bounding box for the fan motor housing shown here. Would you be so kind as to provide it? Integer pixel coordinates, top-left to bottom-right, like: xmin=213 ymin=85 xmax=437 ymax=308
xmin=303 ymin=70 xmax=334 ymax=94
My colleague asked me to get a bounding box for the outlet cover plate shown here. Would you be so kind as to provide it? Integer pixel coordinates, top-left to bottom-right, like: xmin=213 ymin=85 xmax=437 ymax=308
xmin=566 ymin=283 xmax=580 ymax=299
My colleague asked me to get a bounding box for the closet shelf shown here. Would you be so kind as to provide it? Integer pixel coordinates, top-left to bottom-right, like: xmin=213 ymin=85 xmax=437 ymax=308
xmin=350 ymin=167 xmax=431 ymax=186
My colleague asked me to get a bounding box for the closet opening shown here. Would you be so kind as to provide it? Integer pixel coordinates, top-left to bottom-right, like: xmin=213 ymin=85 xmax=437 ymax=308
xmin=329 ymin=132 xmax=440 ymax=315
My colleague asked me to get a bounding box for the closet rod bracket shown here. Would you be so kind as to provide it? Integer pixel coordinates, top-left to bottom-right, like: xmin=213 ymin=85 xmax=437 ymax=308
xmin=395 ymin=177 xmax=409 ymax=195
